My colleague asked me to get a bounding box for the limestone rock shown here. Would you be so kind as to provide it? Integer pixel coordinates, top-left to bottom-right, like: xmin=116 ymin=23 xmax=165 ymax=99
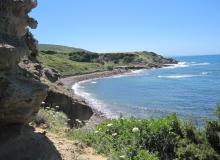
xmin=0 ymin=0 xmax=48 ymax=126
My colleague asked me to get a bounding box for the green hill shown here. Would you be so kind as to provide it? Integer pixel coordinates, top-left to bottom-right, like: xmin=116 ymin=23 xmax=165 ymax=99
xmin=37 ymin=44 xmax=177 ymax=76
xmin=38 ymin=44 xmax=88 ymax=53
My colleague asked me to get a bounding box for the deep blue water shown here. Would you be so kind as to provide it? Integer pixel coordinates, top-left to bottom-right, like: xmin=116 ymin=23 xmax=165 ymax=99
xmin=73 ymin=55 xmax=220 ymax=124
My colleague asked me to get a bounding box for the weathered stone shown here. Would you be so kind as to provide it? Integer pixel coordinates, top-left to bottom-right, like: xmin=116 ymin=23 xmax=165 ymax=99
xmin=0 ymin=0 xmax=48 ymax=126
xmin=45 ymin=68 xmax=61 ymax=82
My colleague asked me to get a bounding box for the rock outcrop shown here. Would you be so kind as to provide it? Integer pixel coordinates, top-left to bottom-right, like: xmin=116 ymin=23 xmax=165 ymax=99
xmin=0 ymin=1 xmax=94 ymax=159
xmin=44 ymin=83 xmax=93 ymax=127
xmin=0 ymin=0 xmax=48 ymax=126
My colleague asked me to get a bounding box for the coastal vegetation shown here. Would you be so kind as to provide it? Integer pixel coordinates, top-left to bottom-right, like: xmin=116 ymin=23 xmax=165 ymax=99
xmin=37 ymin=44 xmax=176 ymax=76
xmin=34 ymin=105 xmax=220 ymax=160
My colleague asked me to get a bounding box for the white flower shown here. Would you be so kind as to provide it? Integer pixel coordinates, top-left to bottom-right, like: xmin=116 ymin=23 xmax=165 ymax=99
xmin=76 ymin=119 xmax=82 ymax=123
xmin=119 ymin=155 xmax=126 ymax=159
xmin=55 ymin=105 xmax=60 ymax=109
xmin=112 ymin=133 xmax=117 ymax=136
xmin=132 ymin=127 xmax=140 ymax=133
xmin=41 ymin=101 xmax=45 ymax=104
xmin=94 ymin=130 xmax=99 ymax=134
xmin=107 ymin=123 xmax=113 ymax=127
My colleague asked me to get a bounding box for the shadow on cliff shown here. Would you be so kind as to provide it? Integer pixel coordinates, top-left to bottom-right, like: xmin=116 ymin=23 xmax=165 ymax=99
xmin=0 ymin=125 xmax=62 ymax=160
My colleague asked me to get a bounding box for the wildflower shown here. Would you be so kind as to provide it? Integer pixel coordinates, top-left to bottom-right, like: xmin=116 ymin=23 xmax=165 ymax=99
xmin=46 ymin=107 xmax=50 ymax=110
xmin=107 ymin=123 xmax=113 ymax=127
xmin=112 ymin=133 xmax=117 ymax=136
xmin=95 ymin=130 xmax=99 ymax=134
xmin=41 ymin=101 xmax=45 ymax=105
xmin=132 ymin=127 xmax=140 ymax=133
xmin=76 ymin=119 xmax=82 ymax=123
xmin=119 ymin=155 xmax=126 ymax=159
xmin=55 ymin=105 xmax=60 ymax=109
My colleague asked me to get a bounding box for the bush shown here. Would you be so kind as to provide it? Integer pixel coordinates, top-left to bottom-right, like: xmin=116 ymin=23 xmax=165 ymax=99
xmin=42 ymin=50 xmax=57 ymax=55
xmin=67 ymin=115 xmax=181 ymax=159
xmin=205 ymin=105 xmax=220 ymax=154
xmin=69 ymin=52 xmax=99 ymax=62
xmin=123 ymin=55 xmax=135 ymax=63
xmin=107 ymin=65 xmax=114 ymax=71
xmin=33 ymin=107 xmax=69 ymax=133
xmin=176 ymin=143 xmax=219 ymax=160
xmin=66 ymin=113 xmax=220 ymax=160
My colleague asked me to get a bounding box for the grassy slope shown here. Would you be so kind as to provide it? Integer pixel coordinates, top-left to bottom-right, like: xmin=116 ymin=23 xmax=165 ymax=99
xmin=37 ymin=44 xmax=173 ymax=76
xmin=38 ymin=44 xmax=89 ymax=53
xmin=37 ymin=52 xmax=105 ymax=76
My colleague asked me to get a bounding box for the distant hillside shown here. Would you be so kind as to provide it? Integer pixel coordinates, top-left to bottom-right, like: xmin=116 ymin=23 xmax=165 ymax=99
xmin=37 ymin=44 xmax=177 ymax=76
xmin=38 ymin=44 xmax=88 ymax=53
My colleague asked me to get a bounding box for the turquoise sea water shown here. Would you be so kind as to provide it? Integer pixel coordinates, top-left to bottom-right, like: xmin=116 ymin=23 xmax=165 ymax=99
xmin=73 ymin=55 xmax=220 ymax=124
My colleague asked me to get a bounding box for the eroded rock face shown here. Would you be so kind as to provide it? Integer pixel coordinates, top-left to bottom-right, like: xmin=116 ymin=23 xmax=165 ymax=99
xmin=0 ymin=0 xmax=48 ymax=126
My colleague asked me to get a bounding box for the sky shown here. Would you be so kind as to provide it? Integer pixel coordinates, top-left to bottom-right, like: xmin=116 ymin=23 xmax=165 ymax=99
xmin=30 ymin=0 xmax=220 ymax=56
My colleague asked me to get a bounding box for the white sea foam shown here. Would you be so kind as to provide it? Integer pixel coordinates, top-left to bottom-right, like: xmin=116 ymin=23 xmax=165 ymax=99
xmin=201 ymin=72 xmax=210 ymax=75
xmin=191 ymin=62 xmax=210 ymax=66
xmin=91 ymin=81 xmax=97 ymax=84
xmin=131 ymin=69 xmax=147 ymax=74
xmin=72 ymin=81 xmax=117 ymax=118
xmin=111 ymin=69 xmax=147 ymax=79
xmin=71 ymin=69 xmax=149 ymax=117
xmin=164 ymin=62 xmax=189 ymax=69
xmin=158 ymin=72 xmax=209 ymax=79
xmin=158 ymin=75 xmax=199 ymax=79
xmin=164 ymin=61 xmax=210 ymax=69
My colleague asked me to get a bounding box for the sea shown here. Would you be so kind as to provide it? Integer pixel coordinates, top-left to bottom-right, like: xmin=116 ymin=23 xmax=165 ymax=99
xmin=72 ymin=55 xmax=220 ymax=125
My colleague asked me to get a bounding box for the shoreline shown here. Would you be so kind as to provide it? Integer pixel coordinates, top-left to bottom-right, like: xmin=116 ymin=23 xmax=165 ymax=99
xmin=60 ymin=64 xmax=176 ymax=128
xmin=60 ymin=68 xmax=147 ymax=128
xmin=60 ymin=69 xmax=133 ymax=88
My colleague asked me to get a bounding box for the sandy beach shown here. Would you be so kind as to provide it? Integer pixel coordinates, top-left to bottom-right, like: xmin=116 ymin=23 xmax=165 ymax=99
xmin=60 ymin=69 xmax=131 ymax=88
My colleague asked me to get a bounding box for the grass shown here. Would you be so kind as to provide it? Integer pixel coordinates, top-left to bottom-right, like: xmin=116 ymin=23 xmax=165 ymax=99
xmin=32 ymin=107 xmax=69 ymax=133
xmin=37 ymin=52 xmax=105 ymax=76
xmin=37 ymin=44 xmax=175 ymax=76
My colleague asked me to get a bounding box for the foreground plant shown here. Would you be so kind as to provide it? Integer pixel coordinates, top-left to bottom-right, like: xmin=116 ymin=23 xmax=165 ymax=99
xmin=67 ymin=109 xmax=220 ymax=160
xmin=34 ymin=106 xmax=220 ymax=160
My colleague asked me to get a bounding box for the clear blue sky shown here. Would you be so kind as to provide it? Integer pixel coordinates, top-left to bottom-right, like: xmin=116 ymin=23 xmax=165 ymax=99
xmin=30 ymin=0 xmax=220 ymax=56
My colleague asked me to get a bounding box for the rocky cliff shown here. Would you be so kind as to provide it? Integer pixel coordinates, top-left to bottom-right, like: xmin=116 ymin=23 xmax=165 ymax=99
xmin=0 ymin=0 xmax=49 ymax=126
xmin=0 ymin=1 xmax=93 ymax=159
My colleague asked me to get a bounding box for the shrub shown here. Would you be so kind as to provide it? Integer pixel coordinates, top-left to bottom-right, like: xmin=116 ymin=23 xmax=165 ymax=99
xmin=176 ymin=143 xmax=219 ymax=160
xmin=66 ymin=113 xmax=220 ymax=160
xmin=67 ymin=115 xmax=183 ymax=159
xmin=123 ymin=55 xmax=135 ymax=63
xmin=32 ymin=114 xmax=48 ymax=127
xmin=107 ymin=65 xmax=114 ymax=71
xmin=205 ymin=105 xmax=220 ymax=154
xmin=42 ymin=50 xmax=57 ymax=55
xmin=33 ymin=107 xmax=69 ymax=133
xmin=69 ymin=52 xmax=99 ymax=62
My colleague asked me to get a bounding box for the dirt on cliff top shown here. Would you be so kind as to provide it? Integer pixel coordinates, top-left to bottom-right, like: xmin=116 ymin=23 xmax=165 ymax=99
xmin=36 ymin=128 xmax=106 ymax=160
